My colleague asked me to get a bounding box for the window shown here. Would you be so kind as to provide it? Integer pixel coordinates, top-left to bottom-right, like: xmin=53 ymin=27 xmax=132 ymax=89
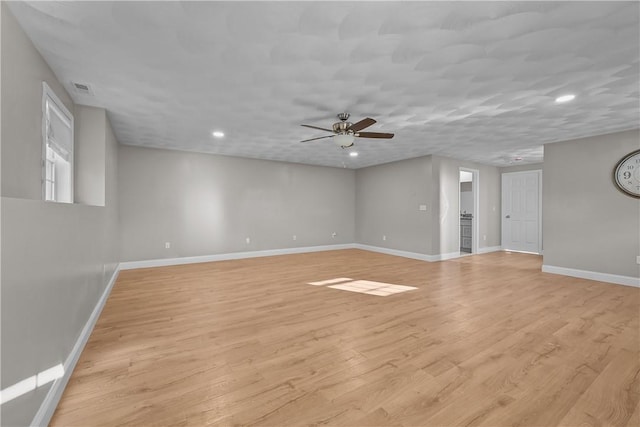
xmin=42 ymin=82 xmax=74 ymax=203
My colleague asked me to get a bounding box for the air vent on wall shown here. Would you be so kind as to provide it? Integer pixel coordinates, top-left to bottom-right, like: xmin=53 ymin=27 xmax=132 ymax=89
xmin=71 ymin=82 xmax=93 ymax=95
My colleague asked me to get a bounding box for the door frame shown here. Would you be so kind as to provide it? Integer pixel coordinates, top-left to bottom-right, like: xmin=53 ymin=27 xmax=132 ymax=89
xmin=459 ymin=167 xmax=479 ymax=254
xmin=501 ymin=170 xmax=543 ymax=254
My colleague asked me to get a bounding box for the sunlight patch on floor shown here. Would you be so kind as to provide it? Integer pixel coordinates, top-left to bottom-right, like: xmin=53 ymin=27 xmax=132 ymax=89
xmin=307 ymin=278 xmax=417 ymax=296
xmin=307 ymin=277 xmax=353 ymax=286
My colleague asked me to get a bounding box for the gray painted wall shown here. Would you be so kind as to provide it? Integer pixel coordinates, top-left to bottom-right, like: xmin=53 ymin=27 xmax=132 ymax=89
xmin=543 ymin=130 xmax=640 ymax=278
xmin=118 ymin=146 xmax=355 ymax=261
xmin=355 ymin=156 xmax=433 ymax=254
xmin=0 ymin=3 xmax=74 ymax=200
xmin=1 ymin=5 xmax=120 ymax=425
xmin=355 ymin=155 xmax=501 ymax=256
xmin=75 ymin=106 xmax=107 ymax=206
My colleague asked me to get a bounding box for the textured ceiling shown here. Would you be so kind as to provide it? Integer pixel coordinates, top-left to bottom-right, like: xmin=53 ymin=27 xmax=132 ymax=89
xmin=8 ymin=1 xmax=640 ymax=169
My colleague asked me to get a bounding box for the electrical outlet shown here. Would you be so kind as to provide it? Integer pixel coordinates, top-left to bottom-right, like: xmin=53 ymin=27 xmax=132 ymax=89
xmin=419 ymin=205 xmax=427 ymax=211
xmin=332 ymin=232 xmax=337 ymax=238
xmin=637 ymin=255 xmax=640 ymax=265
xmin=383 ymin=235 xmax=386 ymax=241
xmin=165 ymin=242 xmax=170 ymax=249
xmin=245 ymin=237 xmax=250 ymax=244
xmin=293 ymin=235 xmax=297 ymax=241
xmin=483 ymin=235 xmax=487 ymax=241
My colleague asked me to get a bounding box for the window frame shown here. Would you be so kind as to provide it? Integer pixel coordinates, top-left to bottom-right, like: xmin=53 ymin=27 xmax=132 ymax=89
xmin=44 ymin=146 xmax=56 ymax=201
xmin=41 ymin=81 xmax=74 ymax=203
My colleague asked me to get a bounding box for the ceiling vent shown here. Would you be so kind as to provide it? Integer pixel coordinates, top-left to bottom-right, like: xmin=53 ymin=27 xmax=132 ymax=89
xmin=71 ymin=82 xmax=93 ymax=96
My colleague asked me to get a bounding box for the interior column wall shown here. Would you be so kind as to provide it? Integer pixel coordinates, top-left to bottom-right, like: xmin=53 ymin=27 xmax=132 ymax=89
xmin=431 ymin=155 xmax=502 ymax=255
xmin=355 ymin=156 xmax=433 ymax=255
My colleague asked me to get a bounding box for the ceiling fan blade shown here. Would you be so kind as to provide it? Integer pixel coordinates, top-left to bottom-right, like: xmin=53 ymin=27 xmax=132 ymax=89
xmin=301 ymin=124 xmax=334 ymax=132
xmin=356 ymin=132 xmax=394 ymax=139
xmin=300 ymin=135 xmax=335 ymax=143
xmin=349 ymin=118 xmax=376 ymax=132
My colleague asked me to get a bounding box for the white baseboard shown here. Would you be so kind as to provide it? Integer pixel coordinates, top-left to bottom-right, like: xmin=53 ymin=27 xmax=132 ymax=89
xmin=120 ymin=244 xmax=507 ymax=271
xmin=353 ymin=244 xmax=435 ymax=261
xmin=478 ymin=245 xmax=502 ymax=254
xmin=353 ymin=244 xmax=504 ymax=262
xmin=542 ymin=264 xmax=640 ymax=288
xmin=31 ymin=266 xmax=121 ymax=427
xmin=504 ymin=249 xmax=542 ymax=255
xmin=354 ymin=243 xmax=502 ymax=262
xmin=431 ymin=251 xmax=462 ymax=261
xmin=119 ymin=244 xmax=357 ymax=270
xmin=353 ymin=244 xmax=464 ymax=262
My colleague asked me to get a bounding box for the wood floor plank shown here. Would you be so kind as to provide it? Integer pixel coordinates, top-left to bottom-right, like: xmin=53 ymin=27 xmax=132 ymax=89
xmin=49 ymin=249 xmax=640 ymax=426
xmin=558 ymin=349 xmax=640 ymax=427
xmin=627 ymin=400 xmax=640 ymax=427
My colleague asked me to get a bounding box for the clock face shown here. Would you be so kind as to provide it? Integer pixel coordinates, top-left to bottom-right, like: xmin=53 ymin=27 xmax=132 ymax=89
xmin=614 ymin=149 xmax=640 ymax=198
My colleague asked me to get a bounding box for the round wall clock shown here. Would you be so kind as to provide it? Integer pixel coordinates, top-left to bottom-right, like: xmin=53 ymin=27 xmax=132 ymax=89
xmin=614 ymin=149 xmax=640 ymax=198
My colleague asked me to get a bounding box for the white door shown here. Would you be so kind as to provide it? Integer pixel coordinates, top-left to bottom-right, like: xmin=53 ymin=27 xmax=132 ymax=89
xmin=502 ymin=171 xmax=541 ymax=253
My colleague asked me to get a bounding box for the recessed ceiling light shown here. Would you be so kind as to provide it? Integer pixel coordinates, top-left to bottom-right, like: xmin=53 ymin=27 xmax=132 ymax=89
xmin=349 ymin=152 xmax=358 ymax=157
xmin=212 ymin=131 xmax=224 ymax=138
xmin=555 ymin=94 xmax=575 ymax=103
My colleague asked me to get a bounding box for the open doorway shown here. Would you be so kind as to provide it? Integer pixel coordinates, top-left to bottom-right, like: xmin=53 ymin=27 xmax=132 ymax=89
xmin=459 ymin=168 xmax=479 ymax=255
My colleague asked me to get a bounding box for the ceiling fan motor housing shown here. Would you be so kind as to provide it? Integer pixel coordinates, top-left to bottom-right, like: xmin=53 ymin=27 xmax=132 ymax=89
xmin=333 ymin=121 xmax=353 ymax=134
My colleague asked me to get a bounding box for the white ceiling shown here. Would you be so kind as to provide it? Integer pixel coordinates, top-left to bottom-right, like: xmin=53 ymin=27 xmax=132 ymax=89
xmin=8 ymin=1 xmax=640 ymax=169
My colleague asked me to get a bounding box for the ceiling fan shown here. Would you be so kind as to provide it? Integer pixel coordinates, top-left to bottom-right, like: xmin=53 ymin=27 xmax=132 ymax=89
xmin=300 ymin=113 xmax=394 ymax=148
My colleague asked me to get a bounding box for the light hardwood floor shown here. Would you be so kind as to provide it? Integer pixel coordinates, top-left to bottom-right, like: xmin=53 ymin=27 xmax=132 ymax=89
xmin=51 ymin=250 xmax=640 ymax=426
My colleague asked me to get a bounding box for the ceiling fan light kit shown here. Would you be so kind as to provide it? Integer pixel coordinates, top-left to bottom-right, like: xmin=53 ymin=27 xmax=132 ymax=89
xmin=334 ymin=134 xmax=355 ymax=148
xmin=300 ymin=112 xmax=394 ymax=147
